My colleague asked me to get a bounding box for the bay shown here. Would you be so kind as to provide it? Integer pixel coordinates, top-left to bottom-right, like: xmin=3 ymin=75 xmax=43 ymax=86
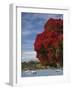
xmin=21 ymin=69 xmax=63 ymax=77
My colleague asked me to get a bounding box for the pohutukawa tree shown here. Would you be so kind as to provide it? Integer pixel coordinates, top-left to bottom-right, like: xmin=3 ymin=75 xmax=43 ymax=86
xmin=34 ymin=18 xmax=63 ymax=67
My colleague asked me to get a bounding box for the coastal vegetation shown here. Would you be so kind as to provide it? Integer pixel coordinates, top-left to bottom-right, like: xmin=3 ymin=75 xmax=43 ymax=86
xmin=22 ymin=60 xmax=62 ymax=71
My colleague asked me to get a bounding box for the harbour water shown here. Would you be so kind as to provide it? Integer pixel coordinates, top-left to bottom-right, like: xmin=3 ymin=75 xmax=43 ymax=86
xmin=22 ymin=69 xmax=63 ymax=77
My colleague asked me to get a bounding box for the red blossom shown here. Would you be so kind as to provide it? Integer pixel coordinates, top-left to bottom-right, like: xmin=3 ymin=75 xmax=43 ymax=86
xmin=34 ymin=18 xmax=63 ymax=66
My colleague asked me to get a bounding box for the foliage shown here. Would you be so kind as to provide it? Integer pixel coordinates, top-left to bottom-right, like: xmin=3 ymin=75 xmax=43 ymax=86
xmin=21 ymin=60 xmax=60 ymax=71
xmin=34 ymin=18 xmax=63 ymax=67
xmin=22 ymin=61 xmax=46 ymax=70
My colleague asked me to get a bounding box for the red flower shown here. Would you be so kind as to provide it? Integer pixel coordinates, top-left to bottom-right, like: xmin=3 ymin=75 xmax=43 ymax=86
xmin=34 ymin=18 xmax=63 ymax=66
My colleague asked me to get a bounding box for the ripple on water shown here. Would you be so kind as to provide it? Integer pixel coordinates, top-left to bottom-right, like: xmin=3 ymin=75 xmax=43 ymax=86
xmin=21 ymin=69 xmax=63 ymax=77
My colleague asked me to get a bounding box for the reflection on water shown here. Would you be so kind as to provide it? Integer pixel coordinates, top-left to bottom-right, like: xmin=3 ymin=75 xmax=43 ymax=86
xmin=21 ymin=69 xmax=63 ymax=77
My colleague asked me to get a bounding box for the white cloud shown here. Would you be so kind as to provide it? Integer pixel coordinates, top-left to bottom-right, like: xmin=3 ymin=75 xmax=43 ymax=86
xmin=22 ymin=30 xmax=32 ymax=36
xmin=23 ymin=51 xmax=35 ymax=53
xmin=21 ymin=51 xmax=38 ymax=62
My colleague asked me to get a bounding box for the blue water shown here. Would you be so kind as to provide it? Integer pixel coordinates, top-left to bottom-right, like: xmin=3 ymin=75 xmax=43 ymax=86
xmin=21 ymin=69 xmax=63 ymax=77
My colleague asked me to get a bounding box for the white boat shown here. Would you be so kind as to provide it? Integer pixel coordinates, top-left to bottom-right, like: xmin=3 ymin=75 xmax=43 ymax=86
xmin=31 ymin=70 xmax=37 ymax=74
xmin=24 ymin=70 xmax=31 ymax=75
xmin=24 ymin=70 xmax=37 ymax=75
xmin=25 ymin=70 xmax=30 ymax=73
xmin=56 ymin=69 xmax=61 ymax=72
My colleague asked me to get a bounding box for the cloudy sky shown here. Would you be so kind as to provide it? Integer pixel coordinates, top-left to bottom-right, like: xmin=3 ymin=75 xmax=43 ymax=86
xmin=21 ymin=12 xmax=63 ymax=62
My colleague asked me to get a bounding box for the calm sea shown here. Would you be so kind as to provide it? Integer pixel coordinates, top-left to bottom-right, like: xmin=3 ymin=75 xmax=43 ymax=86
xmin=21 ymin=69 xmax=63 ymax=77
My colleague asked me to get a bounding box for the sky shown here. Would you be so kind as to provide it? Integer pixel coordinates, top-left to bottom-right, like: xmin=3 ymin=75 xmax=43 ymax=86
xmin=21 ymin=12 xmax=63 ymax=62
